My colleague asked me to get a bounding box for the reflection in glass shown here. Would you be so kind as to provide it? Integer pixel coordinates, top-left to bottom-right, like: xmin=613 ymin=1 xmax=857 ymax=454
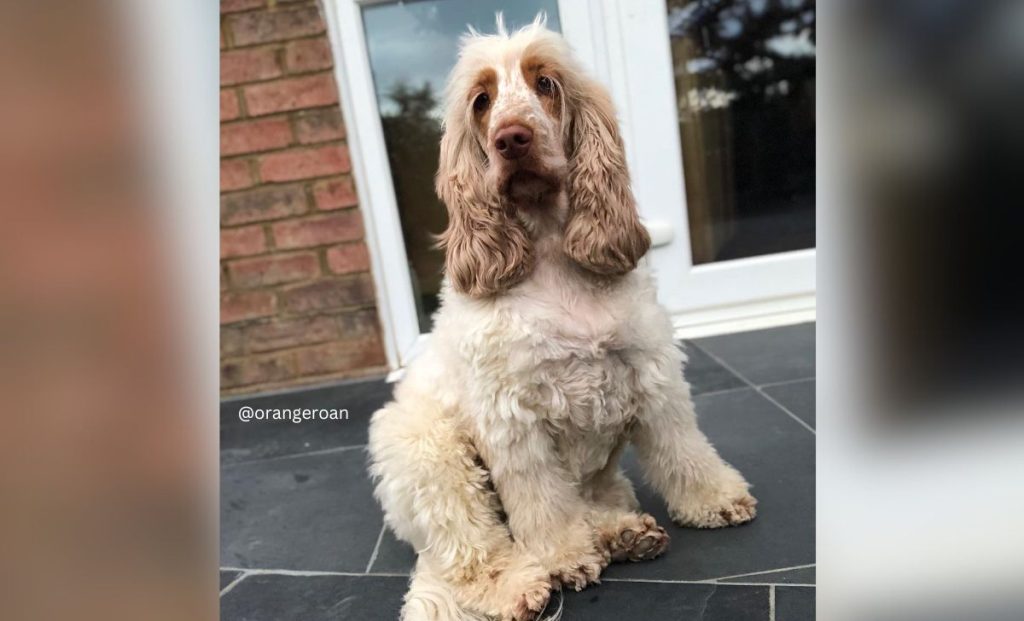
xmin=362 ymin=1 xmax=561 ymax=332
xmin=668 ymin=0 xmax=816 ymax=264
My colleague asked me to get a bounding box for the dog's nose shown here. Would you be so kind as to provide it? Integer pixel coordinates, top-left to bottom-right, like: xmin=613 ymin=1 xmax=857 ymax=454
xmin=494 ymin=125 xmax=533 ymax=160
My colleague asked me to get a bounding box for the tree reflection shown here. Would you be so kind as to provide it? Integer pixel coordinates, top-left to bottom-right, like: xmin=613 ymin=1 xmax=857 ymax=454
xmin=668 ymin=0 xmax=816 ymax=264
xmin=380 ymin=81 xmax=446 ymax=328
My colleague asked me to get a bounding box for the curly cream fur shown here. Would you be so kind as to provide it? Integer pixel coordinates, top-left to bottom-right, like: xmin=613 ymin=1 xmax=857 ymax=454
xmin=370 ymin=18 xmax=756 ymax=621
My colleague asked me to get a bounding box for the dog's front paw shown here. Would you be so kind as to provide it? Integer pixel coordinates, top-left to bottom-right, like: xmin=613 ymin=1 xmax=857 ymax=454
xmin=502 ymin=577 xmax=551 ymax=621
xmin=672 ymin=493 xmax=757 ymax=528
xmin=549 ymin=546 xmax=607 ymax=592
xmin=605 ymin=513 xmax=670 ymax=562
xmin=544 ymin=528 xmax=609 ymax=592
xmin=670 ymin=468 xmax=758 ymax=528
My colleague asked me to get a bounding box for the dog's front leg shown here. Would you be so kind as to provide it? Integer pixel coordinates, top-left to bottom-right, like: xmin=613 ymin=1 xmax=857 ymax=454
xmin=475 ymin=421 xmax=608 ymax=592
xmin=631 ymin=361 xmax=758 ymax=528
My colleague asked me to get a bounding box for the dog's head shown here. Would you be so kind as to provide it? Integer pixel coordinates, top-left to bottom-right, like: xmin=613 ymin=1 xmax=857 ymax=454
xmin=436 ymin=16 xmax=650 ymax=298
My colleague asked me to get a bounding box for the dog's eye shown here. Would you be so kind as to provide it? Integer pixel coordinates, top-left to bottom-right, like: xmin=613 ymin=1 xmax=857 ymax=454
xmin=473 ymin=93 xmax=490 ymax=113
xmin=536 ymin=76 xmax=554 ymax=95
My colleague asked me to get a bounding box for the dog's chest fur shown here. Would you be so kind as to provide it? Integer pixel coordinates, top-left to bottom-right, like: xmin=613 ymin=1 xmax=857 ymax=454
xmin=449 ymin=262 xmax=663 ymax=480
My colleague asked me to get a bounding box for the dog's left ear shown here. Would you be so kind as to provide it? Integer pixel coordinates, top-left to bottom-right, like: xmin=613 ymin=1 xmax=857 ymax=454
xmin=563 ymin=77 xmax=651 ymax=275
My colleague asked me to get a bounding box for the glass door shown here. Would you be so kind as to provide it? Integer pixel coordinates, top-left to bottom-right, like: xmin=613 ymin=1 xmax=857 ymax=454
xmin=605 ymin=0 xmax=816 ymax=332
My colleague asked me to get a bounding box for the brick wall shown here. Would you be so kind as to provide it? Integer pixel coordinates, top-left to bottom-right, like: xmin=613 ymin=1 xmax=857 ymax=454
xmin=220 ymin=0 xmax=387 ymax=395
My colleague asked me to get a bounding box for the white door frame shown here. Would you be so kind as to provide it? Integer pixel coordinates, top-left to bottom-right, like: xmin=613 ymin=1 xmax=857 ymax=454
xmin=322 ymin=0 xmax=815 ymax=370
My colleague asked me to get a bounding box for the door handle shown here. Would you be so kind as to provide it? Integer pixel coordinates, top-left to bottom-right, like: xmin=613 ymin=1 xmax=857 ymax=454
xmin=640 ymin=219 xmax=675 ymax=248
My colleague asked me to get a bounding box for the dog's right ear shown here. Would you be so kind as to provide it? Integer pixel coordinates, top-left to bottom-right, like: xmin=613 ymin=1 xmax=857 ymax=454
xmin=435 ymin=115 xmax=534 ymax=297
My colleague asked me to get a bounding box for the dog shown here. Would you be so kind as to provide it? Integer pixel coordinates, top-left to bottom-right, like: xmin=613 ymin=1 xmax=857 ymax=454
xmin=368 ymin=17 xmax=757 ymax=621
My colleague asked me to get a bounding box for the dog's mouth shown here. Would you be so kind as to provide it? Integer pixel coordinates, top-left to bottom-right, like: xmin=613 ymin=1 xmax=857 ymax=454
xmin=500 ymin=168 xmax=561 ymax=205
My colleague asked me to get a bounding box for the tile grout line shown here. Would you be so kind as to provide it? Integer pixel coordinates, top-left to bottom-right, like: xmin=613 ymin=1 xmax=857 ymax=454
xmin=218 ymin=566 xmax=814 ymax=587
xmin=220 ymin=571 xmax=249 ymax=598
xmin=602 ymin=577 xmax=814 ymax=587
xmin=365 ymin=524 xmax=386 ymax=573
xmin=690 ymin=376 xmax=814 ymax=401
xmin=222 ymin=444 xmax=367 ymax=469
xmin=703 ymin=563 xmax=816 ymax=583
xmin=769 ymin=585 xmax=776 ymax=621
xmin=691 ymin=385 xmax=751 ymax=399
xmin=758 ymin=375 xmax=815 ymax=389
xmin=220 ymin=566 xmax=411 ymax=578
xmin=688 ymin=342 xmax=816 ymax=435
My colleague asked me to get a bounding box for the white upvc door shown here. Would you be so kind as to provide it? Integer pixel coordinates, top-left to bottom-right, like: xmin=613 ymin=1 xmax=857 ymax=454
xmin=323 ymin=0 xmax=816 ymax=370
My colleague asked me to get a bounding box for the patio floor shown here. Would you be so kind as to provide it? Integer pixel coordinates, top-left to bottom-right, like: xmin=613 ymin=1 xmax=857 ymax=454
xmin=220 ymin=323 xmax=816 ymax=620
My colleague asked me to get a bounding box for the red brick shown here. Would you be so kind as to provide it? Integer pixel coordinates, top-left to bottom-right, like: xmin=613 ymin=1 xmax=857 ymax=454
xmin=221 ymin=184 xmax=307 ymax=225
xmin=221 ymin=351 xmax=295 ymax=388
xmin=338 ymin=307 xmax=382 ymax=337
xmin=221 ymin=225 xmax=267 ymax=258
xmin=272 ymin=210 xmax=362 ymax=249
xmin=221 ymin=290 xmax=276 ymax=324
xmin=221 ymin=326 xmax=245 ymax=357
xmin=281 ymin=275 xmax=376 ymax=313
xmin=294 ymin=107 xmax=345 ymax=144
xmin=326 ymin=243 xmax=370 ymax=274
xmin=227 ymin=251 xmax=320 ymax=288
xmin=285 ymin=37 xmax=333 ymax=73
xmin=293 ymin=337 xmax=386 ymax=376
xmin=258 ymin=144 xmax=349 ymax=182
xmin=221 ymin=117 xmax=293 ymax=156
xmin=221 ymin=0 xmax=265 ymax=14
xmin=221 ymin=89 xmax=240 ymax=121
xmin=227 ymin=6 xmax=324 ymax=46
xmin=245 ymin=315 xmax=339 ymax=352
xmin=313 ymin=177 xmax=358 ymax=210
xmin=221 ymin=47 xmax=282 ymax=86
xmin=244 ymin=73 xmax=337 ymax=116
xmin=220 ymin=158 xmax=254 ymax=192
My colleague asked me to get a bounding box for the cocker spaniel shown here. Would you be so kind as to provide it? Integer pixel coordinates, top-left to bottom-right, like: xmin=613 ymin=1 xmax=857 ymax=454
xmin=368 ymin=17 xmax=756 ymax=621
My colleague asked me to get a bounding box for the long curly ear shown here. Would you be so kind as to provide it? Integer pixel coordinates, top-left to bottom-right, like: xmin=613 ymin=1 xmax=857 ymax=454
xmin=564 ymin=78 xmax=650 ymax=275
xmin=435 ymin=115 xmax=534 ymax=297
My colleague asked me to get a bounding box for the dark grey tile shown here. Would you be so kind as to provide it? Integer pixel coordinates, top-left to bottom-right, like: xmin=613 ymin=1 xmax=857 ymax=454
xmin=775 ymin=586 xmax=815 ymax=621
xmin=603 ymin=388 xmax=815 ymax=582
xmin=763 ymin=380 xmax=816 ymax=429
xmin=221 ymin=448 xmax=382 ymax=572
xmin=220 ymin=570 xmax=243 ymax=591
xmin=368 ymin=527 xmax=416 ymax=574
xmin=694 ymin=323 xmax=815 ymax=386
xmin=682 ymin=342 xmax=747 ymax=396
xmin=561 ymin=582 xmax=768 ymax=621
xmin=221 ymin=377 xmax=391 ymax=465
xmin=220 ymin=574 xmax=406 ymax=621
xmin=721 ymin=566 xmax=815 ymax=585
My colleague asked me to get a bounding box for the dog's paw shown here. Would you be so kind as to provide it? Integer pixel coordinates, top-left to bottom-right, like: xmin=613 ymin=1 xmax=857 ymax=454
xmin=502 ymin=578 xmax=551 ymax=621
xmin=550 ymin=553 xmax=605 ymax=592
xmin=672 ymin=491 xmax=757 ymax=528
xmin=606 ymin=513 xmax=670 ymax=562
xmin=670 ymin=467 xmax=758 ymax=528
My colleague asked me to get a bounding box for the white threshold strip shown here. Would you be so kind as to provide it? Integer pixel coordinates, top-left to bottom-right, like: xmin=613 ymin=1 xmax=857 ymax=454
xmin=672 ymin=294 xmax=815 ymax=341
